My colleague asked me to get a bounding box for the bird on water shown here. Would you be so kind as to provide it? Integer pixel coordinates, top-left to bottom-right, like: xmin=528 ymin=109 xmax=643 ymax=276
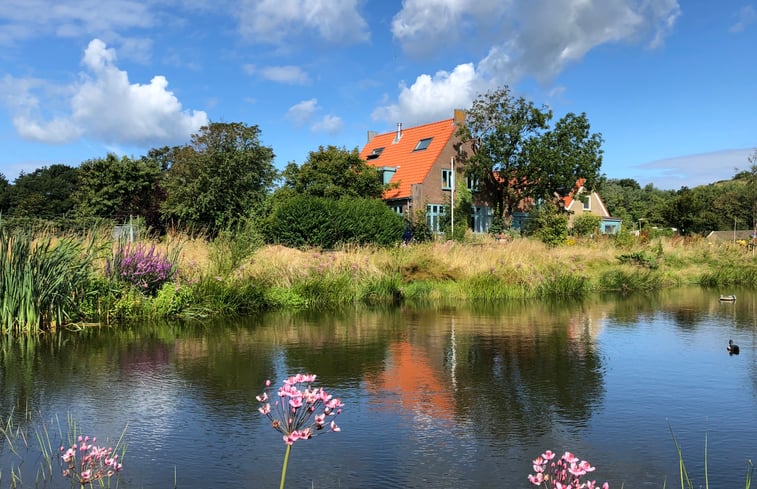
xmin=728 ymin=339 xmax=740 ymax=355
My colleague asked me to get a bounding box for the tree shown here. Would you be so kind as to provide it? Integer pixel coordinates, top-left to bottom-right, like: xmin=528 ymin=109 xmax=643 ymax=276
xmin=458 ymin=87 xmax=551 ymax=219
xmin=0 ymin=173 xmax=10 ymax=214
xmin=6 ymin=164 xmax=79 ymax=218
xmin=161 ymin=122 xmax=277 ymax=233
xmin=74 ymin=154 xmax=162 ymax=226
xmin=458 ymin=87 xmax=603 ymax=222
xmin=280 ymin=146 xmax=384 ymax=200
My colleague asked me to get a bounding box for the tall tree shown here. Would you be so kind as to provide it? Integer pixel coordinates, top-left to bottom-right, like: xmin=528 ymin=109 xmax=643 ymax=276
xmin=279 ymin=145 xmax=384 ymax=200
xmin=6 ymin=164 xmax=79 ymax=218
xmin=457 ymin=87 xmax=551 ymax=218
xmin=74 ymin=154 xmax=162 ymax=225
xmin=160 ymin=122 xmax=277 ymax=232
xmin=458 ymin=87 xmax=603 ymax=221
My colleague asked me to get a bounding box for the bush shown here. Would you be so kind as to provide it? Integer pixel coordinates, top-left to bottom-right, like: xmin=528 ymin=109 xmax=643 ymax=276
xmin=265 ymin=196 xmax=404 ymax=248
xmin=106 ymin=242 xmax=178 ymax=296
xmin=571 ymin=214 xmax=601 ymax=238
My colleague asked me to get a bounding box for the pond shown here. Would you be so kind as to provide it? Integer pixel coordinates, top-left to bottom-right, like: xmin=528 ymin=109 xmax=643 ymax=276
xmin=1 ymin=287 xmax=756 ymax=488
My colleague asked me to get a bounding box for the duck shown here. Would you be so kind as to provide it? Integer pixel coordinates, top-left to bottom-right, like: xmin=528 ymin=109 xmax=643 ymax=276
xmin=727 ymin=339 xmax=740 ymax=355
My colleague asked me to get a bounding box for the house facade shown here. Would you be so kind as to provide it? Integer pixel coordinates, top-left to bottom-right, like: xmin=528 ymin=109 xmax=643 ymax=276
xmin=361 ymin=112 xmax=620 ymax=235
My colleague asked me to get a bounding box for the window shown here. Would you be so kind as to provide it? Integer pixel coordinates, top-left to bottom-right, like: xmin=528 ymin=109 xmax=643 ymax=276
xmin=366 ymin=147 xmax=384 ymax=160
xmin=414 ymin=137 xmax=432 ymax=151
xmin=441 ymin=169 xmax=454 ymax=190
xmin=582 ymin=197 xmax=591 ymax=210
xmin=379 ymin=167 xmax=397 ymax=185
xmin=426 ymin=204 xmax=446 ymax=233
xmin=470 ymin=206 xmax=493 ymax=233
xmin=389 ymin=204 xmax=403 ymax=215
xmin=466 ymin=175 xmax=479 ymax=192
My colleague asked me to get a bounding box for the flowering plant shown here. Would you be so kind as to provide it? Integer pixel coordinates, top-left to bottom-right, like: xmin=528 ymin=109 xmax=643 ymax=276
xmin=106 ymin=242 xmax=177 ymax=295
xmin=528 ymin=450 xmax=609 ymax=489
xmin=257 ymin=373 xmax=343 ymax=489
xmin=60 ymin=435 xmax=123 ymax=488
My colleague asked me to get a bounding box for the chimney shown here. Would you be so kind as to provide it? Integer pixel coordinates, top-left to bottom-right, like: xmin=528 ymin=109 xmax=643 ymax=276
xmin=394 ymin=122 xmax=402 ymax=143
xmin=367 ymin=130 xmax=377 ymax=143
xmin=454 ymin=109 xmax=466 ymax=126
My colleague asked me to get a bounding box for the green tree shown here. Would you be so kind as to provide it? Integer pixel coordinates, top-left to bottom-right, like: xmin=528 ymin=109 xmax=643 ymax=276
xmin=74 ymin=154 xmax=162 ymax=226
xmin=0 ymin=173 xmax=10 ymax=214
xmin=7 ymin=164 xmax=79 ymax=218
xmin=527 ymin=200 xmax=569 ymax=247
xmin=280 ymin=146 xmax=384 ymax=200
xmin=161 ymin=122 xmax=277 ymax=233
xmin=457 ymin=86 xmax=551 ymax=219
xmin=458 ymin=87 xmax=603 ymax=221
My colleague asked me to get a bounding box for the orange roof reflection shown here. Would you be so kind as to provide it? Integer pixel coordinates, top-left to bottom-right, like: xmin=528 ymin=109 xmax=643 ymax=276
xmin=365 ymin=341 xmax=455 ymax=421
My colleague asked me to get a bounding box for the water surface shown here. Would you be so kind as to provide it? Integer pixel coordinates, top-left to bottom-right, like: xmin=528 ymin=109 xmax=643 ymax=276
xmin=1 ymin=287 xmax=756 ymax=488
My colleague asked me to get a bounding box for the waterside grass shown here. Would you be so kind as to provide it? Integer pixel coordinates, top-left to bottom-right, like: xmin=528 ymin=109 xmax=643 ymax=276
xmin=4 ymin=227 xmax=757 ymax=328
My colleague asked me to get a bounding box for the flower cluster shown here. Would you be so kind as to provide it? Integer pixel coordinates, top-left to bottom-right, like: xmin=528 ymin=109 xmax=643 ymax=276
xmin=528 ymin=450 xmax=609 ymax=489
xmin=257 ymin=373 xmax=344 ymax=445
xmin=60 ymin=435 xmax=123 ymax=486
xmin=106 ymin=242 xmax=177 ymax=295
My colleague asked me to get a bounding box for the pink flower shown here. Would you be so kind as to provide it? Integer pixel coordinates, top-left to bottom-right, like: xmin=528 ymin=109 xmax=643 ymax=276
xmin=258 ymin=373 xmax=343 ymax=446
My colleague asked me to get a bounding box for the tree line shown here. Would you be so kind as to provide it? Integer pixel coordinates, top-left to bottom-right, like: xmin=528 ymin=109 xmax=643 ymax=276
xmin=1 ymin=85 xmax=755 ymax=241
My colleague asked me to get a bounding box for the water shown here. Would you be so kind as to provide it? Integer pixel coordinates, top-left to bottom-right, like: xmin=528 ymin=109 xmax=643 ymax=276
xmin=1 ymin=287 xmax=756 ymax=488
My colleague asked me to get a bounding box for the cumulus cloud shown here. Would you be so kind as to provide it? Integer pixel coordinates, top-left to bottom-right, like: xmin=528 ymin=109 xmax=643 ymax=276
xmin=238 ymin=0 xmax=369 ymax=45
xmin=377 ymin=0 xmax=681 ymax=124
xmin=6 ymin=39 xmax=208 ymax=146
xmin=372 ymin=63 xmax=481 ymax=125
xmin=287 ymin=99 xmax=319 ymax=126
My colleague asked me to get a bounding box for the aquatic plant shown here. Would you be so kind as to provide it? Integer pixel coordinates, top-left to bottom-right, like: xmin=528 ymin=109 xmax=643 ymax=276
xmin=60 ymin=435 xmax=123 ymax=488
xmin=0 ymin=226 xmax=96 ymax=333
xmin=257 ymin=373 xmax=344 ymax=489
xmin=106 ymin=242 xmax=178 ymax=296
xmin=669 ymin=428 xmax=753 ymax=489
xmin=528 ymin=450 xmax=609 ymax=489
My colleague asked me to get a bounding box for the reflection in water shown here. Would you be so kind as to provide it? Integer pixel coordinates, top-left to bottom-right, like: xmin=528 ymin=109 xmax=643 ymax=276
xmin=1 ymin=288 xmax=756 ymax=488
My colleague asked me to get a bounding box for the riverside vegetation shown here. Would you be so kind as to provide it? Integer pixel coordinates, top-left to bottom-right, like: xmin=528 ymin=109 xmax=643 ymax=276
xmin=2 ymin=219 xmax=757 ymax=335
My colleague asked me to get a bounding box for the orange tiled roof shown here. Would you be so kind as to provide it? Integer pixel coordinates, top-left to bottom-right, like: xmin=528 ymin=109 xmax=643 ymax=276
xmin=562 ymin=178 xmax=586 ymax=208
xmin=360 ymin=118 xmax=458 ymax=200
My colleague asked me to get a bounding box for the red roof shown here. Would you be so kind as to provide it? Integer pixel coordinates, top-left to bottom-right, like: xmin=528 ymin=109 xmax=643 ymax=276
xmin=360 ymin=118 xmax=457 ymax=200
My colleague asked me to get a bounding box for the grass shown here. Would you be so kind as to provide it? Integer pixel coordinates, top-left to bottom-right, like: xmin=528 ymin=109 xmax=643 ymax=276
xmin=668 ymin=426 xmax=754 ymax=489
xmin=4 ymin=224 xmax=757 ymax=329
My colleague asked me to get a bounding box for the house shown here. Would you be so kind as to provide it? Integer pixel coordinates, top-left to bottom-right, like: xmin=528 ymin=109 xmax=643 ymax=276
xmin=361 ymin=112 xmax=619 ymax=235
xmin=360 ymin=110 xmax=480 ymax=233
xmin=706 ymin=230 xmax=756 ymax=242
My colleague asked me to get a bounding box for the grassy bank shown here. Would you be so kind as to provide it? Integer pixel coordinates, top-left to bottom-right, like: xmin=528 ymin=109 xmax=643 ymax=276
xmin=3 ymin=227 xmax=757 ymax=332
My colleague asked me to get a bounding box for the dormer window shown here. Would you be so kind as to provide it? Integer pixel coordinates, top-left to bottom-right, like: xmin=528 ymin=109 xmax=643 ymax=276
xmin=366 ymin=147 xmax=384 ymax=160
xmin=414 ymin=137 xmax=432 ymax=151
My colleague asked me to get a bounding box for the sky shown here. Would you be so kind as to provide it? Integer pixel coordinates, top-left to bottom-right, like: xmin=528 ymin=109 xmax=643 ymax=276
xmin=1 ymin=0 xmax=756 ymax=191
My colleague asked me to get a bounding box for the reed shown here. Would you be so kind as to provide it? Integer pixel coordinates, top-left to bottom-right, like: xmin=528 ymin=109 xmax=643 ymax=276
xmin=0 ymin=227 xmax=97 ymax=334
xmin=668 ymin=427 xmax=753 ymax=489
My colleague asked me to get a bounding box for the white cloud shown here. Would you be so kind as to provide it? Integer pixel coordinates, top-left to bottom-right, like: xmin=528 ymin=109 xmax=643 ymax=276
xmin=0 ymin=0 xmax=154 ymax=45
xmin=391 ymin=0 xmax=681 ymax=81
xmin=4 ymin=39 xmax=208 ymax=146
xmin=238 ymin=0 xmax=369 ymax=45
xmin=372 ymin=63 xmax=480 ymax=125
xmin=245 ymin=65 xmax=311 ymax=85
xmin=635 ymin=148 xmax=755 ymax=189
xmin=287 ymin=98 xmax=319 ymax=126
xmin=312 ymin=115 xmax=343 ymax=135
xmin=730 ymin=5 xmax=757 ymax=33
xmin=377 ymin=0 xmax=681 ymax=125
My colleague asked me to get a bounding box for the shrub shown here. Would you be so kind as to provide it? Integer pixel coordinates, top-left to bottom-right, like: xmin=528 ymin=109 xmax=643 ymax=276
xmin=571 ymin=214 xmax=602 ymax=238
xmin=265 ymin=196 xmax=404 ymax=248
xmin=106 ymin=242 xmax=178 ymax=296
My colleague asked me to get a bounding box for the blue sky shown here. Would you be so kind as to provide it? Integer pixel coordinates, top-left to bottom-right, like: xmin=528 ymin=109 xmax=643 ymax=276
xmin=1 ymin=0 xmax=755 ymax=190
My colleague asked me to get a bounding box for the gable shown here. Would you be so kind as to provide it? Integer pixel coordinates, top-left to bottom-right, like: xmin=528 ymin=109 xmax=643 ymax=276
xmin=360 ymin=119 xmax=458 ymax=200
